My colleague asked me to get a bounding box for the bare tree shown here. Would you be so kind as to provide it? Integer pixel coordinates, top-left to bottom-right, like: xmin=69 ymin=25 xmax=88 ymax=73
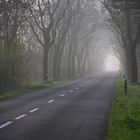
xmin=101 ymin=0 xmax=140 ymax=83
xmin=26 ymin=0 xmax=71 ymax=82
xmin=52 ymin=0 xmax=80 ymax=80
xmin=0 ymin=0 xmax=27 ymax=48
xmin=0 ymin=0 xmax=28 ymax=89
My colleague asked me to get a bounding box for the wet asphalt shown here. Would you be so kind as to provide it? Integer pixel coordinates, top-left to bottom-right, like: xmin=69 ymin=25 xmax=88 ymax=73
xmin=0 ymin=72 xmax=116 ymax=140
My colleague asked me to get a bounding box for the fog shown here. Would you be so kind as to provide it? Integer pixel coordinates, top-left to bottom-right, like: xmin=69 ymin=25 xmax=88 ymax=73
xmin=105 ymin=54 xmax=120 ymax=72
xmin=0 ymin=0 xmax=139 ymax=91
xmin=83 ymin=26 xmax=123 ymax=75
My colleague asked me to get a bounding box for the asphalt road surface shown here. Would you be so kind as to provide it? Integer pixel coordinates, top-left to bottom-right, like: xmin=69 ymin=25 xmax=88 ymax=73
xmin=0 ymin=72 xmax=116 ymax=140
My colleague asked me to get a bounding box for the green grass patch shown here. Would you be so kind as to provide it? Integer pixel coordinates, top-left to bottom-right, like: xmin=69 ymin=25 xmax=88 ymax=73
xmin=0 ymin=80 xmax=65 ymax=100
xmin=107 ymin=79 xmax=140 ymax=140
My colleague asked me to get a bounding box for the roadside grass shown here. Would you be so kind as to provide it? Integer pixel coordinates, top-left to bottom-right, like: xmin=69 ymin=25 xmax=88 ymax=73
xmin=0 ymin=80 xmax=65 ymax=100
xmin=107 ymin=79 xmax=140 ymax=140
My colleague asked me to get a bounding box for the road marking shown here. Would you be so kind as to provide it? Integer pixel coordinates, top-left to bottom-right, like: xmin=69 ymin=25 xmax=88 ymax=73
xmin=0 ymin=121 xmax=13 ymax=129
xmin=15 ymin=114 xmax=27 ymax=120
xmin=70 ymin=90 xmax=73 ymax=92
xmin=29 ymin=108 xmax=39 ymax=113
xmin=80 ymin=85 xmax=84 ymax=87
xmin=60 ymin=94 xmax=65 ymax=97
xmin=75 ymin=87 xmax=79 ymax=90
xmin=48 ymin=100 xmax=54 ymax=103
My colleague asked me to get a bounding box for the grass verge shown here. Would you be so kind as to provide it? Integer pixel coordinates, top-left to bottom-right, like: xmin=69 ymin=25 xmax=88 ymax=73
xmin=0 ymin=80 xmax=65 ymax=100
xmin=107 ymin=79 xmax=140 ymax=140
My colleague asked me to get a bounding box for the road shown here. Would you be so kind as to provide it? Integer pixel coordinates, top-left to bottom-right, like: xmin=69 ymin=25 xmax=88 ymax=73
xmin=0 ymin=73 xmax=116 ymax=140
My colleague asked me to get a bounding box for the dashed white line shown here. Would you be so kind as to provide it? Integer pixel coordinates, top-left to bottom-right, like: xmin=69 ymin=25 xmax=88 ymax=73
xmin=0 ymin=121 xmax=13 ymax=129
xmin=60 ymin=94 xmax=65 ymax=97
xmin=48 ymin=100 xmax=54 ymax=103
xmin=1 ymin=84 xmax=87 ymax=130
xmin=29 ymin=108 xmax=39 ymax=113
xmin=70 ymin=90 xmax=73 ymax=92
xmin=15 ymin=114 xmax=27 ymax=120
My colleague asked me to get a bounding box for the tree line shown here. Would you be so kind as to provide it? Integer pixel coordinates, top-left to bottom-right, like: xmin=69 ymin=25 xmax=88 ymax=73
xmin=0 ymin=0 xmax=101 ymax=90
xmin=101 ymin=0 xmax=140 ymax=83
xmin=0 ymin=0 xmax=140 ymax=91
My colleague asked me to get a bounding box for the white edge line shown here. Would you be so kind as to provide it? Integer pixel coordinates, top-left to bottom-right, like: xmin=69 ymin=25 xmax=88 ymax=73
xmin=48 ymin=100 xmax=54 ymax=103
xmin=0 ymin=121 xmax=13 ymax=129
xmin=29 ymin=108 xmax=39 ymax=113
xmin=15 ymin=114 xmax=27 ymax=120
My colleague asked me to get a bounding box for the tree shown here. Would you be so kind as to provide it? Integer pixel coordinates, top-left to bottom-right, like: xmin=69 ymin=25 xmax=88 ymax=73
xmin=101 ymin=0 xmax=140 ymax=83
xmin=0 ymin=0 xmax=28 ymax=89
xmin=52 ymin=0 xmax=80 ymax=80
xmin=26 ymin=0 xmax=71 ymax=82
xmin=0 ymin=0 xmax=27 ymax=48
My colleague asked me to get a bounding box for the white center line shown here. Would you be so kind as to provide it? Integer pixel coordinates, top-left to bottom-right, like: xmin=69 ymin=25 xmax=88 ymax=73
xmin=29 ymin=108 xmax=39 ymax=113
xmin=75 ymin=87 xmax=79 ymax=90
xmin=0 ymin=121 xmax=13 ymax=129
xmin=15 ymin=114 xmax=27 ymax=120
xmin=70 ymin=90 xmax=73 ymax=92
xmin=60 ymin=94 xmax=65 ymax=97
xmin=48 ymin=100 xmax=54 ymax=103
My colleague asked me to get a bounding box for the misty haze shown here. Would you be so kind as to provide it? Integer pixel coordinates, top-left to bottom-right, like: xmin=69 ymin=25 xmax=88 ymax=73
xmin=0 ymin=0 xmax=140 ymax=140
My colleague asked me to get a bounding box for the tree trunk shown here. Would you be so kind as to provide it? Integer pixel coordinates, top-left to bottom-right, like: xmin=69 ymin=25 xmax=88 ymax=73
xmin=125 ymin=50 xmax=130 ymax=78
xmin=52 ymin=48 xmax=58 ymax=80
xmin=53 ymin=53 xmax=61 ymax=80
xmin=56 ymin=54 xmax=61 ymax=79
xmin=130 ymin=47 xmax=138 ymax=83
xmin=43 ymin=47 xmax=49 ymax=82
xmin=67 ymin=44 xmax=72 ymax=78
xmin=82 ymin=50 xmax=88 ymax=75
xmin=77 ymin=56 xmax=81 ymax=76
xmin=71 ymin=53 xmax=76 ymax=77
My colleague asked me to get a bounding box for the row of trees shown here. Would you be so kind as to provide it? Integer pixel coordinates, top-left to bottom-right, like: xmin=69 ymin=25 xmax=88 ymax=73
xmin=0 ymin=0 xmax=102 ymax=90
xmin=1 ymin=0 xmax=139 ymax=91
xmin=101 ymin=0 xmax=140 ymax=83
